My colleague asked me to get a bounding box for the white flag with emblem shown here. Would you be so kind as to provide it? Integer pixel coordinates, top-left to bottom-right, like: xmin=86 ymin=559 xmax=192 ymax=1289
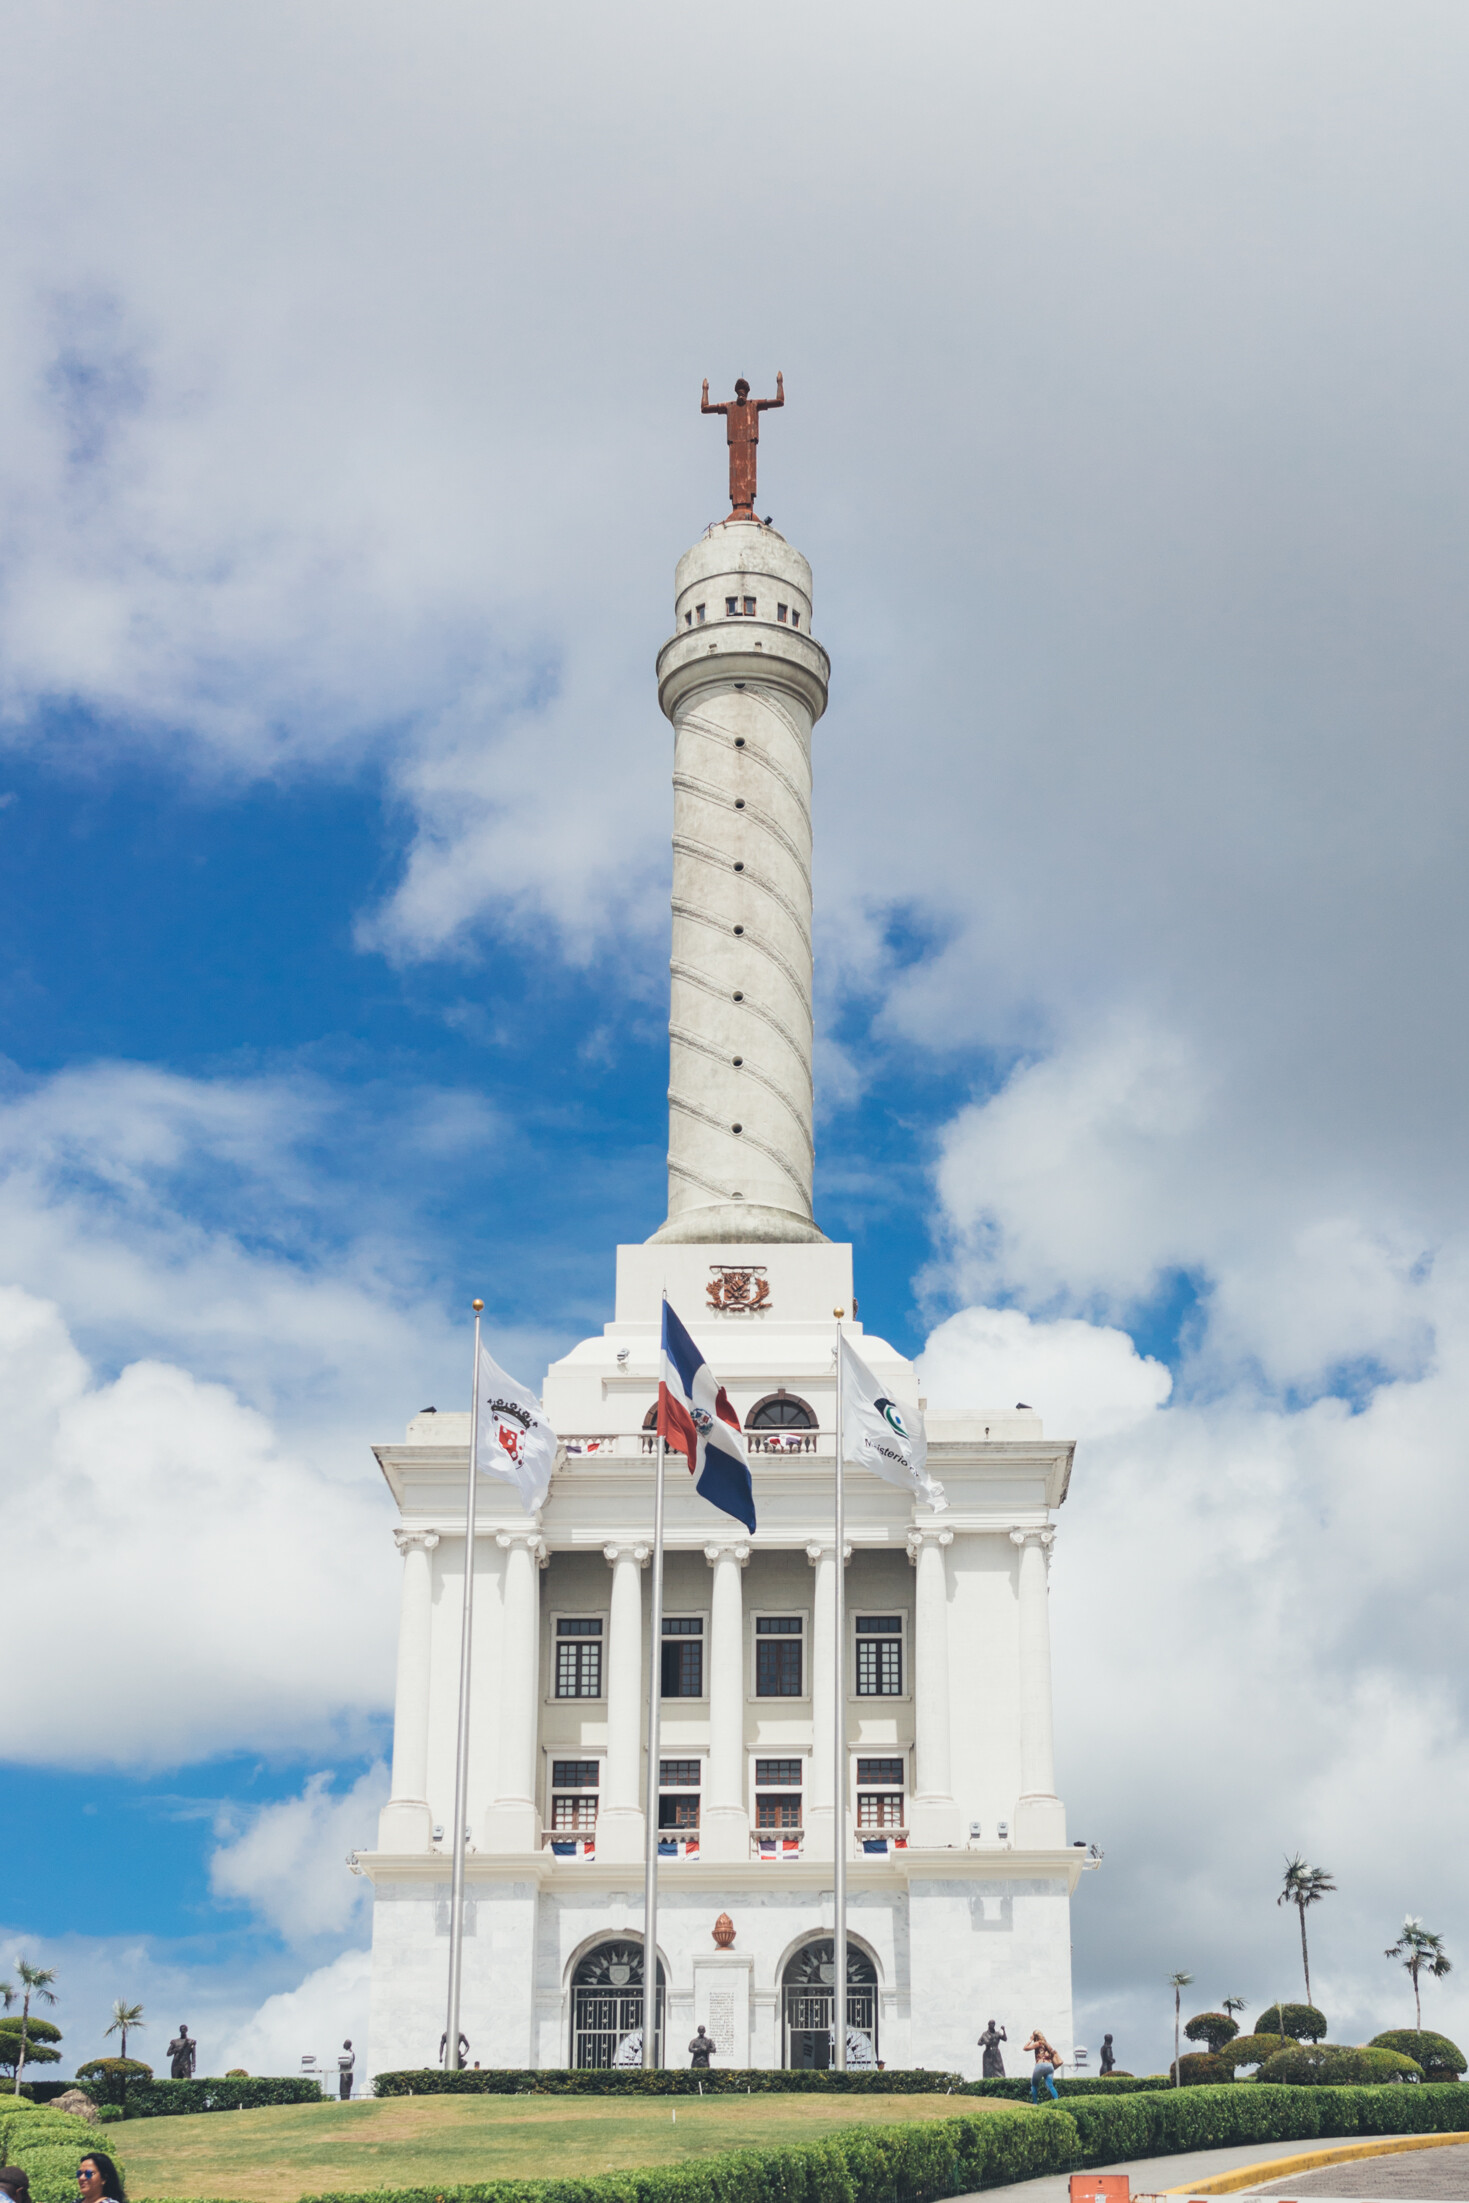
xmin=839 ymin=1333 xmax=946 ymax=1513
xmin=474 ymin=1339 xmax=559 ymax=1513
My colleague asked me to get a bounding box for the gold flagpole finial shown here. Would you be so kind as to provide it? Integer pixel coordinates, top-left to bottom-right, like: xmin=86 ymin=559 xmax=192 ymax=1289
xmin=472 ymin=1299 xmax=484 ymax=1312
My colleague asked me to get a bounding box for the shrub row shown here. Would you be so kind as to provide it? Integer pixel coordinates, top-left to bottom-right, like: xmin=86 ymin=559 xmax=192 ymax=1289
xmin=306 ymin=2082 xmax=1469 ymax=2203
xmin=373 ymin=2070 xmax=963 ymax=2098
xmin=0 ymin=2105 xmax=127 ymax=2203
xmin=960 ymin=2077 xmax=1175 ymax=2099
xmin=83 ymin=2075 xmax=325 ymax=2117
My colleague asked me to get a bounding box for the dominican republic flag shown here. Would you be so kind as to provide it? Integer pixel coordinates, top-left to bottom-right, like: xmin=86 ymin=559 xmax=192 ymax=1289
xmin=658 ymin=1301 xmax=757 ymax=1532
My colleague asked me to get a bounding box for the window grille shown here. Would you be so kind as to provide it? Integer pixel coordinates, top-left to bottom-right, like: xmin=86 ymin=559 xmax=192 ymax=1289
xmin=855 ymin=1614 xmax=903 ymax=1696
xmin=756 ymin=1615 xmax=803 ymax=1697
xmin=555 ymin=1617 xmax=603 ymax=1699
xmin=551 ymin=1758 xmax=599 ymax=1830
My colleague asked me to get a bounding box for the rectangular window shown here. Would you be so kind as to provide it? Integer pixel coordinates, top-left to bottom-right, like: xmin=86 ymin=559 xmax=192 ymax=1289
xmin=755 ymin=1615 xmax=803 ymax=1697
xmin=777 ymin=603 xmax=788 ymax=622
xmin=726 ymin=596 xmax=739 ymax=616
xmin=756 ymin=1792 xmax=801 ymax=1828
xmin=685 ymin=610 xmax=693 ymax=626
xmin=554 ymin=1617 xmax=603 ymax=1699
xmin=696 ymin=604 xmax=706 ymax=623
xmin=550 ymin=1759 xmax=599 ymax=1831
xmin=742 ymin=596 xmax=756 ymax=617
xmin=856 ymin=1755 xmax=905 ymax=1830
xmin=661 ymin=1615 xmax=704 ymax=1699
xmin=755 ymin=1757 xmax=802 ymax=1785
xmin=855 ymin=1615 xmax=903 ymax=1697
xmin=657 ymin=1756 xmax=700 ymax=1830
xmin=790 ymin=610 xmax=800 ymax=628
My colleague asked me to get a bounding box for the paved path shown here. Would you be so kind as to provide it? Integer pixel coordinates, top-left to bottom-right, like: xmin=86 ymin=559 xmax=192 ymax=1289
xmin=956 ymin=2135 xmax=1367 ymax=2203
xmin=1242 ymin=2140 xmax=1469 ymax=2200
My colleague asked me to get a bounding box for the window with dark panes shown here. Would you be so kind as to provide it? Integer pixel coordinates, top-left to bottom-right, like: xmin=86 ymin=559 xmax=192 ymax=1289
xmin=742 ymin=596 xmax=756 ymax=616
xmin=657 ymin=1758 xmax=701 ymax=1829
xmin=755 ymin=1614 xmax=803 ymax=1697
xmin=661 ymin=1615 xmax=704 ymax=1698
xmin=555 ymin=1616 xmax=603 ymax=1699
xmin=551 ymin=1758 xmax=600 ymax=1830
xmin=856 ymin=1755 xmax=905 ymax=1829
xmin=855 ymin=1614 xmax=903 ymax=1696
xmin=755 ymin=1756 xmax=803 ymax=1829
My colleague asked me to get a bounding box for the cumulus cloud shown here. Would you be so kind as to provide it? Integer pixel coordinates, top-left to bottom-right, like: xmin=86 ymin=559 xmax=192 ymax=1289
xmin=211 ymin=1766 xmax=388 ymax=1946
xmin=918 ymin=1305 xmax=1171 ymax=1441
xmin=215 ymin=1946 xmax=373 ymax=2081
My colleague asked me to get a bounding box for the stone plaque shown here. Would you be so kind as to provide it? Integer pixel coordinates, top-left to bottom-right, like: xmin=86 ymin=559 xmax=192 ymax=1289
xmin=708 ymin=1989 xmax=734 ymax=2054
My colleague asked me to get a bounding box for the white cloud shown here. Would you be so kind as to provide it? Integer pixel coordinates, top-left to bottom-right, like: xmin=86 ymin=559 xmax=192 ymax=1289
xmin=917 ymin=1305 xmax=1171 ymax=1440
xmin=211 ymin=1767 xmax=388 ymax=1946
xmin=215 ymin=1947 xmax=373 ymax=2083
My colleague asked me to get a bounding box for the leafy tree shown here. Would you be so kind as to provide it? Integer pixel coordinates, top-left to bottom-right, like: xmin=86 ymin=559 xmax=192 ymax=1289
xmin=1278 ymin=1856 xmax=1336 ymax=2007
xmin=105 ymin=2001 xmax=146 ymax=2061
xmin=1223 ymin=2030 xmax=1298 ymax=2073
xmin=0 ymin=2017 xmax=61 ymax=2077
xmin=1184 ymin=2011 xmax=1240 ymax=2053
xmin=8 ymin=1961 xmax=58 ymax=2095
xmin=1259 ymin=2044 xmax=1423 ymax=2086
xmin=1168 ymin=1971 xmax=1194 ymax=2086
xmin=1384 ymin=1918 xmax=1452 ymax=2030
xmin=1369 ymin=2029 xmax=1466 ymax=2082
xmin=1256 ymin=2001 xmax=1327 ymax=2042
xmin=75 ymin=2055 xmax=152 ymax=2107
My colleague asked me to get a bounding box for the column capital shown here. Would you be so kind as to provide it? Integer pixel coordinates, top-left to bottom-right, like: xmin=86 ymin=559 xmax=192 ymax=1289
xmin=496 ymin=1531 xmax=548 ymax=1566
xmin=393 ymin=1527 xmax=440 ymax=1555
xmin=705 ymin=1542 xmax=751 ymax=1567
xmin=906 ymin=1528 xmax=953 ymax=1563
xmin=1008 ymin=1525 xmax=1056 ymax=1549
xmin=805 ymin=1540 xmax=852 ymax=1564
xmin=604 ymin=1542 xmax=651 ymax=1567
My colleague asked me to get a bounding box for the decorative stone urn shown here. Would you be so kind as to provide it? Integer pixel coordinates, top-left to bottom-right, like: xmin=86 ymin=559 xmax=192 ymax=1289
xmin=712 ymin=1912 xmax=736 ymax=1948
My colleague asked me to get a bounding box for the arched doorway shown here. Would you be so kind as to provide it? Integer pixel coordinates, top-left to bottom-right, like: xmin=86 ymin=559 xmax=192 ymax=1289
xmin=570 ymin=1939 xmax=666 ymax=2069
xmin=781 ymin=1938 xmax=878 ymax=2068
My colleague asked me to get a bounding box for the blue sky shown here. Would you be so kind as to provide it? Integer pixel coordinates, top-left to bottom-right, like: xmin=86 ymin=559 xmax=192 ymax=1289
xmin=3 ymin=0 xmax=1469 ymax=2082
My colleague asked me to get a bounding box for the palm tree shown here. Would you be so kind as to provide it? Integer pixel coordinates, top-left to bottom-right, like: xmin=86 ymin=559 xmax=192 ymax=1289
xmin=1384 ymin=1918 xmax=1452 ymax=2029
xmin=105 ymin=2001 xmax=146 ymax=2061
xmin=1278 ymin=1856 xmax=1335 ymax=2007
xmin=1169 ymin=1971 xmax=1194 ymax=2086
xmin=1222 ymin=1995 xmax=1247 ymax=2034
xmin=10 ymin=1960 xmax=58 ymax=2095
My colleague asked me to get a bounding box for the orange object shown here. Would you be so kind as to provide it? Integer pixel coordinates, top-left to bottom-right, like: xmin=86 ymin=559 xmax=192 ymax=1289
xmin=1069 ymin=2179 xmax=1130 ymax=2203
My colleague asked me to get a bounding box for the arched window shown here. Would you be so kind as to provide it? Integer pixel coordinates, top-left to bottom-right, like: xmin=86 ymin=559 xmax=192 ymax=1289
xmin=571 ymin=1939 xmax=666 ymax=2069
xmin=781 ymin=1938 xmax=878 ymax=2069
xmin=746 ymin=1391 xmax=817 ymax=1453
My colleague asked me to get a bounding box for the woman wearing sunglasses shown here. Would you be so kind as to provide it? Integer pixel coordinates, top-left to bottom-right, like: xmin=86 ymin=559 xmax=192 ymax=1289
xmin=77 ymin=2155 xmax=126 ymax=2203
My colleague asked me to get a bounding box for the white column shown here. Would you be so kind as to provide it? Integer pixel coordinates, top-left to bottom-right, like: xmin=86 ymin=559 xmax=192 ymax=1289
xmin=488 ymin=1531 xmax=545 ymax=1852
xmin=599 ymin=1542 xmax=650 ymax=1862
xmin=804 ymin=1542 xmax=842 ymax=1857
xmin=378 ymin=1527 xmax=439 ymax=1850
xmin=1011 ymin=1527 xmax=1066 ymax=1846
xmin=703 ymin=1542 xmax=750 ymax=1860
xmin=907 ymin=1528 xmax=959 ymax=1848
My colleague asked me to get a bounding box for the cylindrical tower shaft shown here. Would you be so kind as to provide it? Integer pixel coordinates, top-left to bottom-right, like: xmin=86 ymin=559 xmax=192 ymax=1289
xmin=651 ymin=518 xmax=830 ymax=1245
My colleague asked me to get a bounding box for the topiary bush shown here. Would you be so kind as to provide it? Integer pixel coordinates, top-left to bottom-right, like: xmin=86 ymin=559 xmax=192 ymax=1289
xmin=375 ymin=2067 xmax=963 ymax=2097
xmin=1184 ymin=2013 xmax=1241 ymax=2054
xmin=1370 ymin=2031 xmax=1467 ymax=2082
xmin=1222 ymin=2032 xmax=1298 ymax=2073
xmin=82 ymin=2074 xmax=324 ymax=2116
xmin=1173 ymin=2054 xmax=1229 ymax=2086
xmin=0 ymin=2107 xmax=125 ymax=2203
xmin=1257 ymin=2003 xmax=1327 ymax=2042
xmin=0 ymin=2018 xmax=63 ymax=2075
xmin=1258 ymin=2046 xmax=1423 ymax=2087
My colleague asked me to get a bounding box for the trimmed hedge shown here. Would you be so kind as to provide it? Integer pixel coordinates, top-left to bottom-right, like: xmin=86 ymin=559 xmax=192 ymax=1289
xmin=1258 ymin=2047 xmax=1422 ymax=2087
xmin=85 ymin=2075 xmax=325 ymax=2117
xmin=0 ymin=2106 xmax=126 ymax=2203
xmin=1371 ymin=2031 xmax=1467 ymax=2081
xmin=374 ymin=2070 xmax=963 ymax=2098
xmin=961 ymin=2076 xmax=1187 ymax=2099
xmin=1221 ymin=2033 xmax=1297 ymax=2073
xmin=1257 ymin=2004 xmax=1327 ymax=2043
xmin=301 ymin=2083 xmax=1469 ymax=2203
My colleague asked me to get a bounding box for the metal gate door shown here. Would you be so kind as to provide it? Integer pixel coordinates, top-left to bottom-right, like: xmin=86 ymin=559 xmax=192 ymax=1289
xmin=782 ymin=1981 xmax=877 ymax=2069
xmin=571 ymin=1984 xmax=666 ymax=2069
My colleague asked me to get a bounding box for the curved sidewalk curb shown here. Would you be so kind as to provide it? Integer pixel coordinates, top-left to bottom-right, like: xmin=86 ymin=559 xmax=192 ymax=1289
xmin=1164 ymin=2130 xmax=1469 ymax=2196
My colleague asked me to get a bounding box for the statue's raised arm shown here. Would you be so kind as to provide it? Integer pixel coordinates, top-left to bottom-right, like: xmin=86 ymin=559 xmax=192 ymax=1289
xmin=701 ymin=378 xmax=728 ymax=417
xmin=756 ymin=371 xmax=785 ymax=413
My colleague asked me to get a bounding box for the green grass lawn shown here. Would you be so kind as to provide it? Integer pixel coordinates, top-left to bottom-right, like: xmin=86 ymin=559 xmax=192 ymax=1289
xmin=117 ymin=2092 xmax=1019 ymax=2203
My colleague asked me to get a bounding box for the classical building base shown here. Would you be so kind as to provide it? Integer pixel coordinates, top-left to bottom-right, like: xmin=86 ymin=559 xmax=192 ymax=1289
xmin=700 ymin=1806 xmax=753 ymax=1862
xmin=908 ymin=1794 xmax=963 ymax=1849
xmin=487 ymin=1801 xmax=540 ymax=1852
xmin=1014 ymin=1793 xmax=1067 ymax=1846
xmin=377 ymin=1798 xmax=432 ymax=1850
xmin=594 ymin=1807 xmax=646 ymax=1863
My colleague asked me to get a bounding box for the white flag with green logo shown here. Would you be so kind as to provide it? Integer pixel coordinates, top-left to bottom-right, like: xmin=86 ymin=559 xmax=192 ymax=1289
xmin=839 ymin=1334 xmax=946 ymax=1512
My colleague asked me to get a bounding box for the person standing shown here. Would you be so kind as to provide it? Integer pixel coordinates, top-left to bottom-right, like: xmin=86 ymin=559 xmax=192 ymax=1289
xmin=337 ymin=2041 xmax=355 ymax=2101
xmin=76 ymin=2156 xmax=127 ymax=2203
xmin=688 ymin=2025 xmax=714 ymax=2069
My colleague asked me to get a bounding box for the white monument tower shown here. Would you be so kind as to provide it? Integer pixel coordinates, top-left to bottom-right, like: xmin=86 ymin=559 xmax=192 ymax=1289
xmin=359 ymin=382 xmax=1093 ymax=2077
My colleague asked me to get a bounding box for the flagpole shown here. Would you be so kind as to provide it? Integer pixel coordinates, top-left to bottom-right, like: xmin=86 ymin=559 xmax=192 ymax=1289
xmin=444 ymin=1296 xmax=484 ymax=2075
xmin=641 ymin=1297 xmax=669 ymax=2070
xmin=833 ymin=1306 xmax=848 ymax=2072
